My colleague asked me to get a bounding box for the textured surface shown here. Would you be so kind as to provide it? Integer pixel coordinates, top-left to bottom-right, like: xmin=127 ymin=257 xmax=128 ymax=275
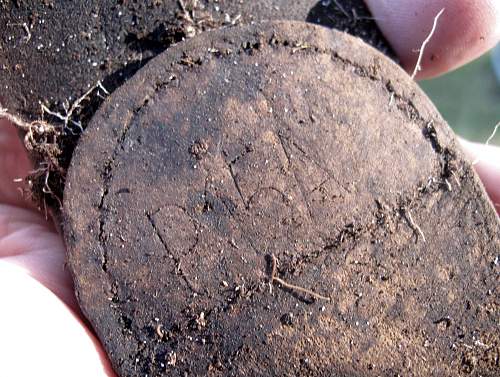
xmin=0 ymin=0 xmax=393 ymax=120
xmin=64 ymin=22 xmax=500 ymax=377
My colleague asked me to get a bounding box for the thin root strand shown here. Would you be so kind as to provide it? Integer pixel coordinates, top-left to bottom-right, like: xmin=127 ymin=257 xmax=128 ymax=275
xmin=41 ymin=80 xmax=108 ymax=133
xmin=473 ymin=122 xmax=500 ymax=165
xmin=406 ymin=209 xmax=426 ymax=243
xmin=269 ymin=254 xmax=331 ymax=302
xmin=411 ymin=8 xmax=445 ymax=80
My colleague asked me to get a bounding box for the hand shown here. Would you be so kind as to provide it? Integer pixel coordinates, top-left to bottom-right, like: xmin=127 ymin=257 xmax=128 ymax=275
xmin=0 ymin=1 xmax=499 ymax=375
xmin=365 ymin=0 xmax=500 ymax=80
xmin=0 ymin=120 xmax=115 ymax=376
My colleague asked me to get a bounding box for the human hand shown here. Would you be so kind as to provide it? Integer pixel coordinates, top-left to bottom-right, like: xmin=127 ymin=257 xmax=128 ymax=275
xmin=0 ymin=119 xmax=116 ymax=376
xmin=0 ymin=1 xmax=498 ymax=376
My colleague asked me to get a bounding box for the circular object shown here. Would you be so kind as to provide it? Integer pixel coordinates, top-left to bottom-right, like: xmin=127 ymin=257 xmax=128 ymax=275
xmin=64 ymin=21 xmax=500 ymax=377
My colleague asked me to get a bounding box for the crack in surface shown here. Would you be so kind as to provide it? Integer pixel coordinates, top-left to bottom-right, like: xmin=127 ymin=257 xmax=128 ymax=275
xmin=310 ymin=177 xmax=333 ymax=194
xmin=226 ymin=162 xmax=247 ymax=209
xmin=97 ymin=77 xmax=178 ymax=272
xmin=276 ymin=131 xmax=291 ymax=168
xmin=145 ymin=212 xmax=201 ymax=295
xmin=219 ymin=199 xmax=261 ymax=258
xmin=97 ymin=109 xmax=134 ymax=272
xmin=246 ymin=186 xmax=288 ymax=207
xmin=276 ymin=132 xmax=314 ymax=220
xmin=276 ymin=127 xmax=351 ymax=196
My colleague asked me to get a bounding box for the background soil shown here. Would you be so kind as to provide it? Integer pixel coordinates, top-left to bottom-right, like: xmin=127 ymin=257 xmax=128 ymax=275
xmin=0 ymin=0 xmax=393 ymax=120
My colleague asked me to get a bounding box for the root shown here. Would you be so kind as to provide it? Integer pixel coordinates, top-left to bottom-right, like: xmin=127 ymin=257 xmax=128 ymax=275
xmin=0 ymin=80 xmax=109 ymax=210
xmin=269 ymin=254 xmax=331 ymax=302
xmin=0 ymin=107 xmax=41 ymax=131
xmin=484 ymin=122 xmax=500 ymax=146
xmin=41 ymin=81 xmax=109 ymax=134
xmin=472 ymin=122 xmax=500 ymax=165
xmin=177 ymin=0 xmax=216 ymax=38
xmin=25 ymin=163 xmax=65 ymax=215
xmin=411 ymin=8 xmax=445 ymax=80
xmin=177 ymin=0 xmax=240 ymax=38
xmin=388 ymin=92 xmax=395 ymax=107
xmin=405 ymin=209 xmax=426 ymax=243
xmin=332 ymin=0 xmax=350 ymax=19
xmin=40 ymin=166 xmax=63 ymax=209
xmin=7 ymin=21 xmax=32 ymax=43
xmin=177 ymin=0 xmax=197 ymax=38
xmin=0 ymin=107 xmax=61 ymax=158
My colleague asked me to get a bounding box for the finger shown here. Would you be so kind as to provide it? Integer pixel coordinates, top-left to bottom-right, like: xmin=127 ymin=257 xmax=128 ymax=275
xmin=0 ymin=119 xmax=34 ymax=208
xmin=364 ymin=0 xmax=500 ymax=79
xmin=0 ymin=265 xmax=116 ymax=377
xmin=460 ymin=139 xmax=500 ymax=215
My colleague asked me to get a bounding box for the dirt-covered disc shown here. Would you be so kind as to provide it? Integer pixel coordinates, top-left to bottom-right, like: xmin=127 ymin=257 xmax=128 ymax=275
xmin=64 ymin=21 xmax=499 ymax=377
xmin=0 ymin=0 xmax=392 ymax=120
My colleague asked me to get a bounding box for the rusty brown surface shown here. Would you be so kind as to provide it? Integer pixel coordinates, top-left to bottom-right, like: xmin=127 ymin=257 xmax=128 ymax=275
xmin=64 ymin=21 xmax=499 ymax=377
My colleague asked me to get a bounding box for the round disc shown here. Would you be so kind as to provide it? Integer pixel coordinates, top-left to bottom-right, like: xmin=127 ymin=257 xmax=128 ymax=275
xmin=64 ymin=21 xmax=500 ymax=377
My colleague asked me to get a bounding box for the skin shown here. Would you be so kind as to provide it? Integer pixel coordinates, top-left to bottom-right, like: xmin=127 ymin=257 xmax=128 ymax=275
xmin=0 ymin=1 xmax=499 ymax=375
xmin=365 ymin=0 xmax=500 ymax=79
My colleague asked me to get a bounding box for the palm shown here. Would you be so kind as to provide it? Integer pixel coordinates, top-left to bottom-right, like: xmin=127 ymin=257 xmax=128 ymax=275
xmin=0 ymin=120 xmax=115 ymax=376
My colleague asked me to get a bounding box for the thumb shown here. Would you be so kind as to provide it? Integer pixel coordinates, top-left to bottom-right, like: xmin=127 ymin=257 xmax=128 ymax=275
xmin=364 ymin=0 xmax=500 ymax=79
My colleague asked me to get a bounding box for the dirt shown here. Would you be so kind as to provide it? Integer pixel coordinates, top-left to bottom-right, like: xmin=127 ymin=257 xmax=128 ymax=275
xmin=64 ymin=21 xmax=500 ymax=377
xmin=0 ymin=0 xmax=394 ymax=208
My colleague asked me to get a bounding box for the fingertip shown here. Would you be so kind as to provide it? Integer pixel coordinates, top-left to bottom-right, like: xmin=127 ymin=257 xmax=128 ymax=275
xmin=459 ymin=138 xmax=500 ymax=214
xmin=365 ymin=0 xmax=500 ymax=79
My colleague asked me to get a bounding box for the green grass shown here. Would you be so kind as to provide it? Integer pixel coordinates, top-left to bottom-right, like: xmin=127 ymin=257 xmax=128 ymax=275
xmin=419 ymin=53 xmax=500 ymax=146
